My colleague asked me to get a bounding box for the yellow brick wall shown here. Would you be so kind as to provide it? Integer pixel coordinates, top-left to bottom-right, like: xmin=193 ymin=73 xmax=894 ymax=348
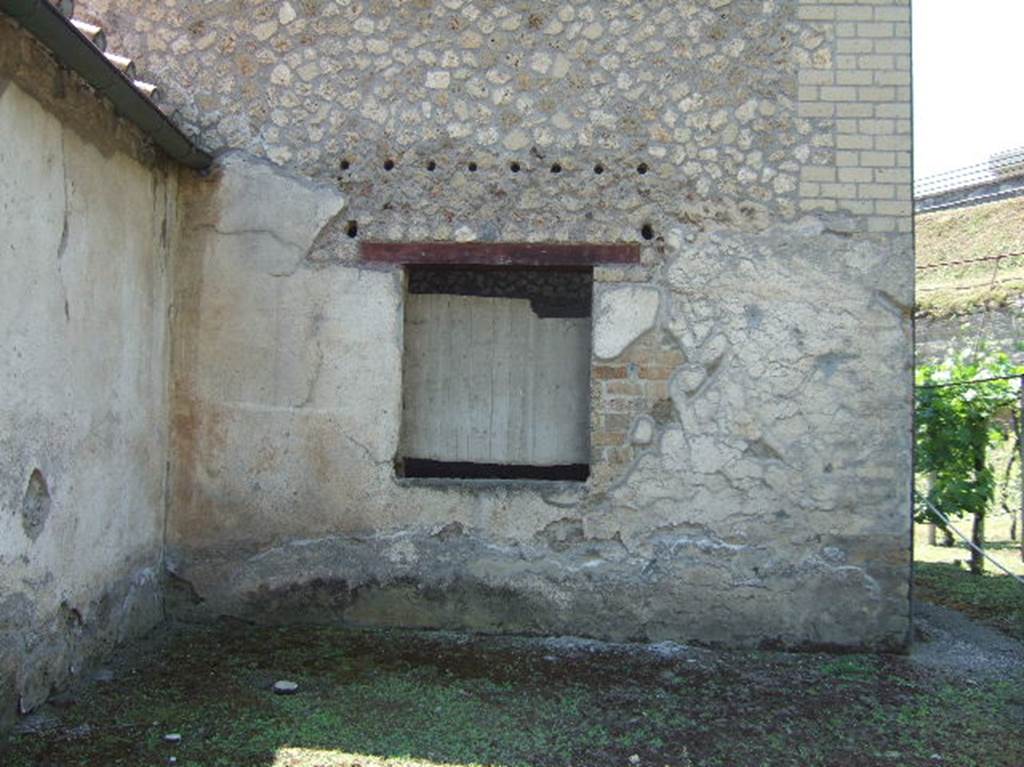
xmin=797 ymin=0 xmax=913 ymax=233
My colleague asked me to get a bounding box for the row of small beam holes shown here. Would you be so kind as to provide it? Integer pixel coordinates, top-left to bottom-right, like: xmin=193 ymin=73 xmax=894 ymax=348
xmin=340 ymin=158 xmax=656 ymax=241
xmin=340 ymin=158 xmax=652 ymax=175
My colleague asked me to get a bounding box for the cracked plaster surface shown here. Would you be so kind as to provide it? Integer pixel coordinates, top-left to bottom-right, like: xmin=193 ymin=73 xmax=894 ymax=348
xmin=168 ymin=152 xmax=913 ymax=649
xmin=1 ymin=32 xmax=175 ymax=727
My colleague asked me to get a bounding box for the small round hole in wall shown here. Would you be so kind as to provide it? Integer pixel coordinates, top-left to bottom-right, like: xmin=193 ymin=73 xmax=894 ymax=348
xmin=641 ymin=223 xmax=654 ymax=240
xmin=339 ymin=159 xmax=350 ymax=170
xmin=468 ymin=161 xmax=478 ymax=172
xmin=426 ymin=160 xmax=436 ymax=171
xmin=383 ymin=159 xmax=395 ymax=171
xmin=347 ymin=221 xmax=359 ymax=238
xmin=510 ymin=162 xmax=521 ymax=173
xmin=550 ymin=163 xmax=562 ymax=174
xmin=637 ymin=162 xmax=649 ymax=175
xmin=593 ymin=163 xmax=604 ymax=175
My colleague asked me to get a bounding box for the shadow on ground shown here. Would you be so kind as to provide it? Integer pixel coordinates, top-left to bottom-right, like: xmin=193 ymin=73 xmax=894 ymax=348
xmin=4 ymin=611 xmax=1024 ymax=767
xmin=914 ymin=561 xmax=1024 ymax=641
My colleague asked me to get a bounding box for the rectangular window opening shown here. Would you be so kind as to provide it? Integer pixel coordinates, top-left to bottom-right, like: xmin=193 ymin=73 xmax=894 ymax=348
xmin=398 ymin=264 xmax=593 ymax=482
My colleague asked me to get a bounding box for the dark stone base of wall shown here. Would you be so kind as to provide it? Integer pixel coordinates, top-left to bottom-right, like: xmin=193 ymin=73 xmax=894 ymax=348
xmin=0 ymin=564 xmax=164 ymax=738
xmin=165 ymin=531 xmax=911 ymax=655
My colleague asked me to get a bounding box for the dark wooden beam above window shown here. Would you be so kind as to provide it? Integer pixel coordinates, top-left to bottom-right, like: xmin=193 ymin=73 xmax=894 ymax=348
xmin=361 ymin=241 xmax=640 ymax=266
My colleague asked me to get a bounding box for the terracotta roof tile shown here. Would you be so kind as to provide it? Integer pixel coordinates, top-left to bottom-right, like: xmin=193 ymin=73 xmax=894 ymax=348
xmin=52 ymin=0 xmax=159 ymax=103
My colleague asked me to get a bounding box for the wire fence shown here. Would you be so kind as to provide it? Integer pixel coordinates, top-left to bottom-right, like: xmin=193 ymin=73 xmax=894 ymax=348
xmin=924 ymin=500 xmax=1024 ymax=587
xmin=916 ymin=249 xmax=1024 ymax=295
xmin=915 ymin=250 xmax=1024 ymax=272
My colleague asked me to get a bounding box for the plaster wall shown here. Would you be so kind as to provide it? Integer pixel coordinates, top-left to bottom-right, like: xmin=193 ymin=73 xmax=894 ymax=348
xmin=85 ymin=0 xmax=915 ymax=648
xmin=0 ymin=19 xmax=176 ymax=728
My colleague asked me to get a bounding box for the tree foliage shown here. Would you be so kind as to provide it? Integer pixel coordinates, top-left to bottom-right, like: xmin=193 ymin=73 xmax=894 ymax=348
xmin=915 ymin=347 xmax=1023 ymax=572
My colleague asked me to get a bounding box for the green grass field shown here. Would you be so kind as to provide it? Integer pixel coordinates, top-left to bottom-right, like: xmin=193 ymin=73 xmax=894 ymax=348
xmin=5 ymin=616 xmax=1023 ymax=767
xmin=916 ymin=196 xmax=1024 ymax=317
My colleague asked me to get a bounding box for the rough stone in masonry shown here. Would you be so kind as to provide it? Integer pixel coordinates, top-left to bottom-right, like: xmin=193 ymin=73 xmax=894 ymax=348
xmin=86 ymin=0 xmax=820 ymax=219
xmin=0 ymin=565 xmax=163 ymax=731
xmin=916 ymin=303 xmax=1024 ymax=366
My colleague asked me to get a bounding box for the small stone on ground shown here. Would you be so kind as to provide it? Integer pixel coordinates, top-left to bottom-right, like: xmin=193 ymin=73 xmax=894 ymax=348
xmin=12 ymin=710 xmax=60 ymax=735
xmin=92 ymin=669 xmax=115 ymax=683
xmin=273 ymin=680 xmax=299 ymax=695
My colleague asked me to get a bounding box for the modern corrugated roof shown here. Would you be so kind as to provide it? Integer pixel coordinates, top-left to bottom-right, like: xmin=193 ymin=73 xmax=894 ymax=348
xmin=0 ymin=0 xmax=211 ymax=169
xmin=915 ymin=147 xmax=1024 ymax=199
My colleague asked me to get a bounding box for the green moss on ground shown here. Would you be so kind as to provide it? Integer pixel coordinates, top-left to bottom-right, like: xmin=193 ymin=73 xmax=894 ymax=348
xmin=4 ymin=622 xmax=1023 ymax=767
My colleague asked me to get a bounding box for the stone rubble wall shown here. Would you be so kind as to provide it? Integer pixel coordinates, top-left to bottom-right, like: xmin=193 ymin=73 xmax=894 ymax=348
xmin=916 ymin=303 xmax=1024 ymax=366
xmin=0 ymin=18 xmax=174 ymax=732
xmin=75 ymin=0 xmax=915 ymax=648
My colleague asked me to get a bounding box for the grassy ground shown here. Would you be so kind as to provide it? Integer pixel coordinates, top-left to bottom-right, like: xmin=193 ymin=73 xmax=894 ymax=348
xmin=913 ymin=512 xmax=1024 ymax=641
xmin=915 ymin=561 xmax=1024 ymax=642
xmin=4 ymin=620 xmax=1023 ymax=767
xmin=915 ymin=196 xmax=1024 ymax=317
xmin=913 ymin=512 xmax=1024 ymax=575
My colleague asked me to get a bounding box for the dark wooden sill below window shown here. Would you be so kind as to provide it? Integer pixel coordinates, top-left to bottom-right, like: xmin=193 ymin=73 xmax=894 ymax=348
xmin=400 ymin=459 xmax=590 ymax=482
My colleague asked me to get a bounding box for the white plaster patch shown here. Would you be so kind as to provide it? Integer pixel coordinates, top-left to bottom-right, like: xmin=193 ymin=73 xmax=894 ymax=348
xmin=671 ymin=364 xmax=707 ymax=397
xmin=205 ymin=153 xmax=346 ymax=275
xmin=689 ymin=435 xmax=736 ymax=474
xmin=630 ymin=416 xmax=656 ymax=446
xmin=593 ymin=286 xmax=660 ymax=360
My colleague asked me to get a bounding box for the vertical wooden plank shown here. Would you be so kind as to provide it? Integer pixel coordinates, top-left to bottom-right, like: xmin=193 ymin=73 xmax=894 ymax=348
xmin=510 ymin=300 xmax=528 ymax=462
xmin=489 ymin=299 xmax=499 ymax=463
xmin=401 ymin=295 xmax=418 ymax=458
xmin=444 ymin=293 xmax=456 ymax=461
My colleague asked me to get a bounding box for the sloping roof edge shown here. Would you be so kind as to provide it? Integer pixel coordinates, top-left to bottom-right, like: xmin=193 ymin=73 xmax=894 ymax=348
xmin=1 ymin=0 xmax=211 ymax=170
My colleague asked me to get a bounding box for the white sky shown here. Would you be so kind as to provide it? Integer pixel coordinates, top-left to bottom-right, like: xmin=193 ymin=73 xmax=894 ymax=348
xmin=912 ymin=0 xmax=1024 ymax=180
